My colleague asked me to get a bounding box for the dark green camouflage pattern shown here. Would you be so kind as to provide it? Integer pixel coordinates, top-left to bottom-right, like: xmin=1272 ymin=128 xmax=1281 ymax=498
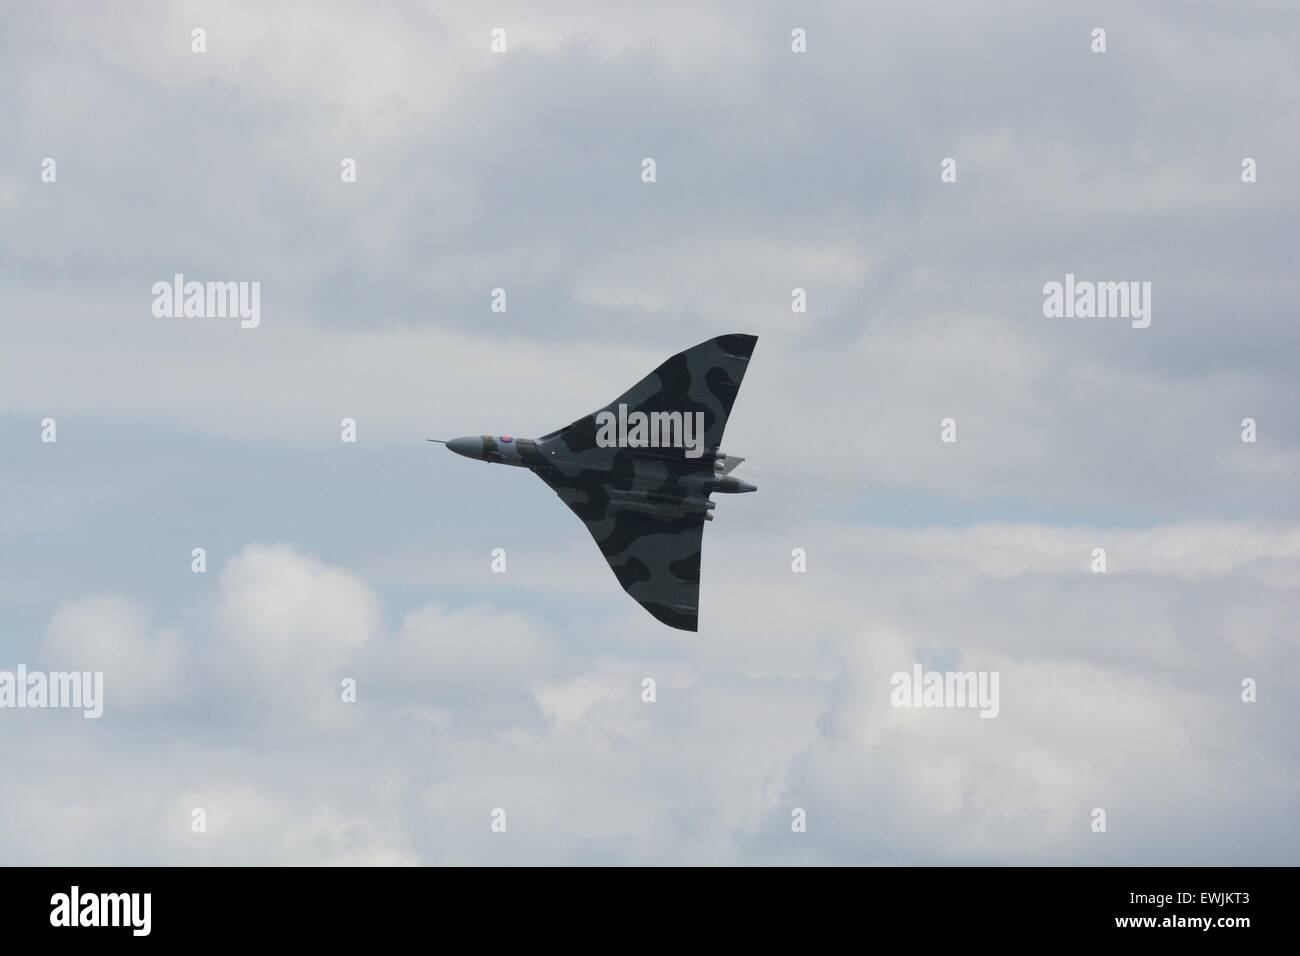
xmin=443 ymin=334 xmax=758 ymax=631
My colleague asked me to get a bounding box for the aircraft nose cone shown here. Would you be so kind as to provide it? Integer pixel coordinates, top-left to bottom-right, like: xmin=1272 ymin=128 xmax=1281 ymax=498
xmin=445 ymin=436 xmax=484 ymax=460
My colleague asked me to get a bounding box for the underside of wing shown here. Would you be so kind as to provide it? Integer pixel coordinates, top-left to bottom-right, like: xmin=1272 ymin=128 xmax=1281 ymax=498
xmin=542 ymin=478 xmax=705 ymax=631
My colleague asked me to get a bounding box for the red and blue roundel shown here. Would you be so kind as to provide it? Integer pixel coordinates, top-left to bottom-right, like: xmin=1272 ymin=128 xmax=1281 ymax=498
xmin=498 ymin=435 xmax=513 ymax=443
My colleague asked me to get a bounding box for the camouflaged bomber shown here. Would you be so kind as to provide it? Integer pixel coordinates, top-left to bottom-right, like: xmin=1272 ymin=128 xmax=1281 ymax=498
xmin=437 ymin=333 xmax=758 ymax=631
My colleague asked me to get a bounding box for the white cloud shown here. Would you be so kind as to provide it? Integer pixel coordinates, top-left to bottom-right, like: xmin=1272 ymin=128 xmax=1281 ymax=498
xmin=40 ymin=594 xmax=186 ymax=712
xmin=216 ymin=543 xmax=380 ymax=675
xmin=3 ymin=518 xmax=1296 ymax=864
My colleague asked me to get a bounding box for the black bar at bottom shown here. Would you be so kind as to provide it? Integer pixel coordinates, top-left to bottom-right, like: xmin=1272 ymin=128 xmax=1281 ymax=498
xmin=0 ymin=866 xmax=1280 ymax=942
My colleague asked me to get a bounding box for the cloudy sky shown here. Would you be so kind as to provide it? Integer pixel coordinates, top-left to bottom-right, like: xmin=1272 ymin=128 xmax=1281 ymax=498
xmin=1 ymin=0 xmax=1297 ymax=864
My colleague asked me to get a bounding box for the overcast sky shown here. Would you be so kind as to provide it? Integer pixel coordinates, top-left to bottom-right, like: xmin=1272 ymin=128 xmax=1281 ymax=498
xmin=1 ymin=0 xmax=1298 ymax=864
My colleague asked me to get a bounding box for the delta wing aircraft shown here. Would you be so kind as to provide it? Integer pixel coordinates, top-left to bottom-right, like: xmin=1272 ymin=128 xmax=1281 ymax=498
xmin=434 ymin=334 xmax=758 ymax=631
